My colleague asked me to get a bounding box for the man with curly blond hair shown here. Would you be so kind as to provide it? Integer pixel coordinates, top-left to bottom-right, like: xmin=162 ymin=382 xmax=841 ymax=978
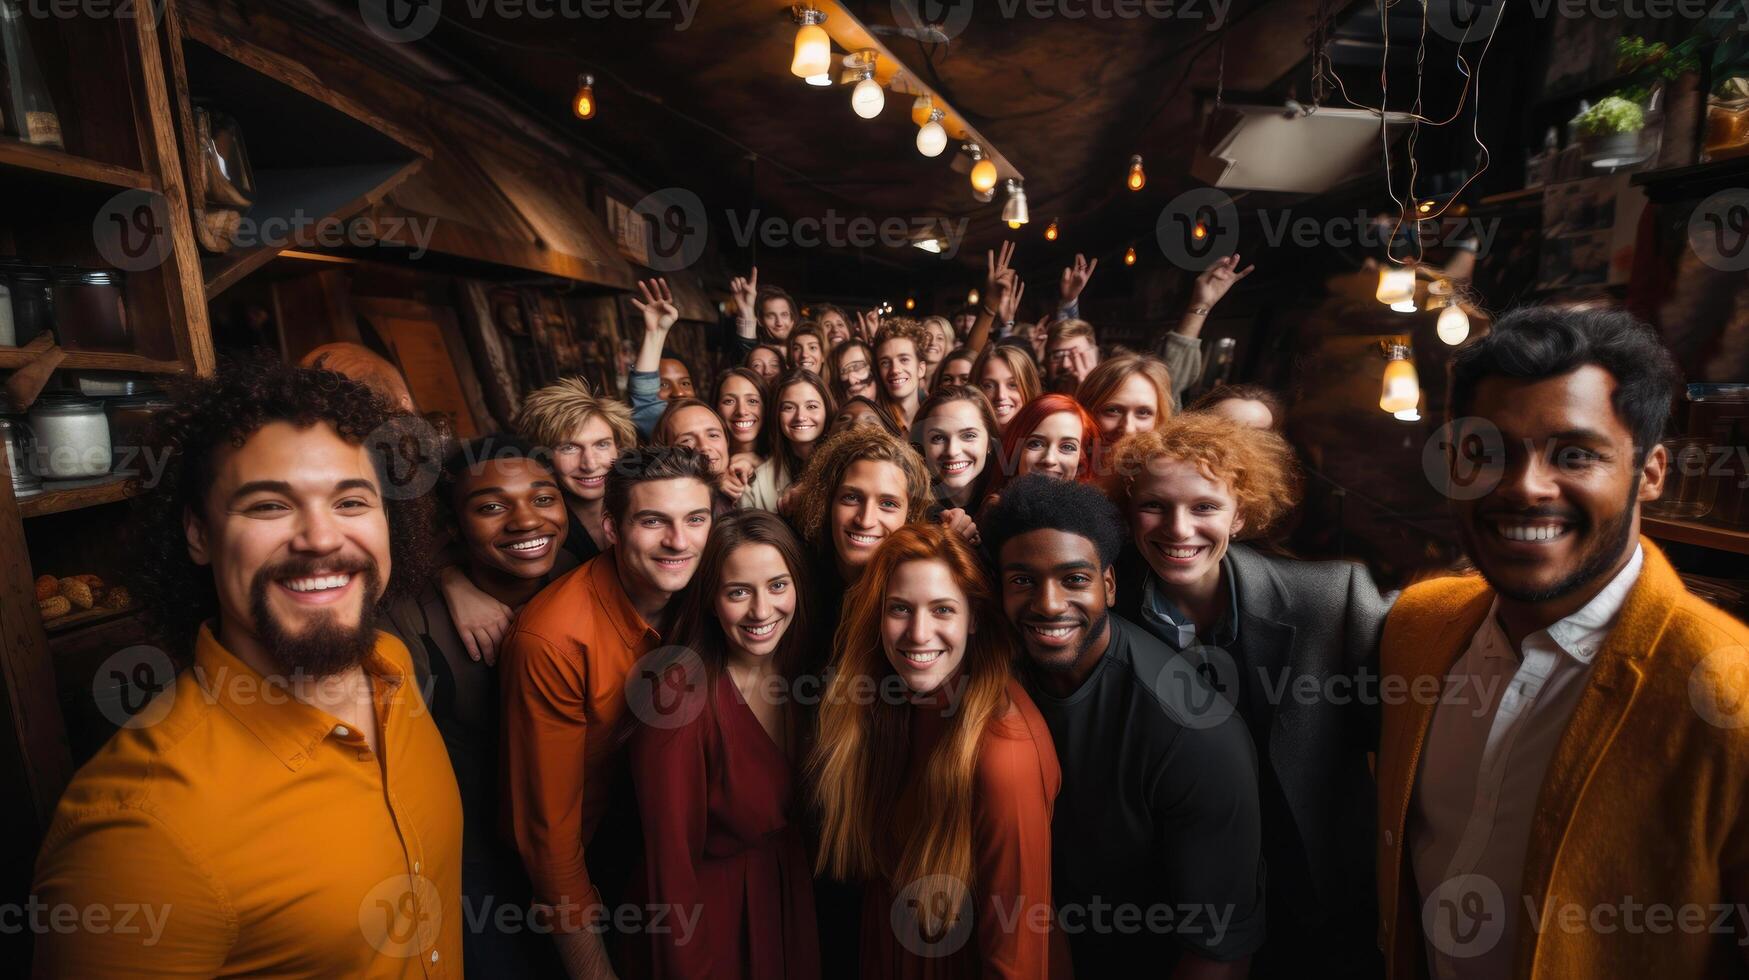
xmin=870 ymin=317 xmax=932 ymax=431
xmin=1106 ymin=411 xmax=1393 ymax=978
xmin=514 ymin=377 xmax=637 ymax=566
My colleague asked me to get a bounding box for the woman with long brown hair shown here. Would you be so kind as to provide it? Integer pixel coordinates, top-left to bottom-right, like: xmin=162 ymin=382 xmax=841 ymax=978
xmin=626 ymin=511 xmax=820 ymax=979
xmin=971 ymin=344 xmax=1041 ymax=434
xmin=829 ymin=340 xmax=878 ymax=404
xmin=810 ymin=523 xmax=1060 ymax=979
xmin=741 ymin=369 xmax=836 ymax=512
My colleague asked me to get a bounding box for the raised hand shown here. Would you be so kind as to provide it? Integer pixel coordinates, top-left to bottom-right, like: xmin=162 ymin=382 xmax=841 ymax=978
xmin=999 ymin=275 xmax=1025 ymax=325
xmin=1191 ymin=253 xmax=1256 ymax=311
xmin=856 ymin=309 xmax=881 ymax=340
xmin=730 ymin=267 xmax=759 ymax=320
xmin=630 ymin=278 xmax=680 ymax=334
xmin=985 ymin=241 xmax=1016 ymax=311
xmin=1059 ymin=253 xmax=1098 ymax=307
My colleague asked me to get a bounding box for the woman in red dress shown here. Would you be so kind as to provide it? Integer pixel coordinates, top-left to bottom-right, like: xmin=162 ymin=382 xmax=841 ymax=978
xmin=810 ymin=523 xmax=1063 ymax=979
xmin=626 ymin=510 xmax=820 ymax=979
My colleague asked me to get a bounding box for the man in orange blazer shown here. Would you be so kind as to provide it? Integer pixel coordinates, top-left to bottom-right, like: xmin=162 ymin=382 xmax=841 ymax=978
xmin=1376 ymin=306 xmax=1749 ymax=979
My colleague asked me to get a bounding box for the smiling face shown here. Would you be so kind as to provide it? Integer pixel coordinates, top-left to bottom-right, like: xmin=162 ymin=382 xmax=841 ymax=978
xmin=998 ymin=528 xmax=1115 ymax=680
xmin=820 ymin=311 xmax=851 ymax=347
xmin=658 ymin=359 xmax=695 ymax=401
xmin=979 ymin=358 xmax=1026 ymax=430
xmin=1454 ymin=365 xmax=1663 ymax=610
xmin=917 ymin=400 xmax=990 ymax=502
xmin=187 ymin=420 xmax=391 ymax=678
xmin=668 ymin=405 xmax=729 ymax=474
xmin=938 ymin=357 xmax=974 ymax=389
xmin=1127 ymin=457 xmax=1242 ymax=594
xmin=778 ymin=381 xmax=828 ymax=450
xmin=836 ymin=347 xmax=876 ymax=400
xmin=715 ymin=542 xmax=797 ymax=661
xmin=881 ymin=558 xmax=972 ymax=695
xmin=789 ymin=334 xmax=825 ymax=374
xmin=877 ymin=338 xmax=919 ymax=402
xmin=551 ymin=414 xmax=619 ymax=502
xmin=921 ymin=321 xmax=950 ymax=364
xmin=454 ymin=456 xmax=568 ymax=581
xmin=760 ymin=297 xmax=795 ymax=340
xmin=831 ymin=459 xmax=910 ymax=578
xmin=1094 ymin=373 xmax=1161 ymax=443
xmin=716 ymin=375 xmax=764 ymax=452
xmin=1019 ymin=412 xmax=1085 ymax=481
xmin=605 ymin=477 xmax=715 ymax=605
xmin=747 ymin=348 xmax=782 ymax=384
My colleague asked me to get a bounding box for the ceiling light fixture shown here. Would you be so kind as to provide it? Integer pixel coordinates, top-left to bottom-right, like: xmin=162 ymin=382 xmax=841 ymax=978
xmin=847 ymin=50 xmax=883 ymax=118
xmin=1000 ymin=178 xmax=1029 ymax=227
xmin=572 ymin=74 xmax=596 ymax=119
xmin=1376 ymin=266 xmax=1416 ymax=313
xmin=917 ymin=108 xmax=948 ymax=157
xmin=1379 ymin=343 xmax=1420 ymax=415
xmin=966 ymin=143 xmax=998 ymax=193
xmin=790 ymin=7 xmax=831 ymax=79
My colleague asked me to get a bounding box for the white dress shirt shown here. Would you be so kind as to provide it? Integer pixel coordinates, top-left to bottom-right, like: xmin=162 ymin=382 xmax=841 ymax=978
xmin=1409 ymin=545 xmax=1644 ymax=980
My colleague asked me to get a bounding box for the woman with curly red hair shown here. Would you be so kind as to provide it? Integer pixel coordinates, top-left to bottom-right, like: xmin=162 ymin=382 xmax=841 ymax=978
xmin=1105 ymin=412 xmax=1392 ymax=978
xmin=809 ymin=523 xmax=1061 ymax=979
xmin=983 ymin=394 xmax=1096 ymax=508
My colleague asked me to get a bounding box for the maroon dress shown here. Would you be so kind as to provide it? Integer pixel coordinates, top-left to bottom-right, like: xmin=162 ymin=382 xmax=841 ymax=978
xmin=628 ymin=670 xmax=820 ymax=979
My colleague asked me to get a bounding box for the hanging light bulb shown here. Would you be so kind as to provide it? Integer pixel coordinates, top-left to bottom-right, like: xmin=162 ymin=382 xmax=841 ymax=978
xmin=904 ymin=297 xmax=916 ymax=311
xmin=1124 ymin=245 xmax=1137 ymax=266
xmin=572 ymin=74 xmax=596 ymax=120
xmin=1437 ymin=302 xmax=1471 ymax=345
xmin=911 ymin=94 xmax=934 ymax=126
xmin=1000 ymin=178 xmax=1029 ymax=227
xmin=916 ymin=109 xmax=948 ymax=157
xmin=1127 ymin=154 xmax=1146 ymax=191
xmin=1045 ymin=218 xmax=1059 ymax=241
xmin=851 ymin=74 xmax=884 ymax=118
xmin=967 ymin=144 xmax=998 ymax=193
xmin=967 ymin=288 xmax=980 ymax=307
xmin=790 ymin=7 xmax=831 ymax=79
xmin=1375 ymin=266 xmax=1416 ymax=313
xmin=1379 ymin=344 xmax=1420 ymax=415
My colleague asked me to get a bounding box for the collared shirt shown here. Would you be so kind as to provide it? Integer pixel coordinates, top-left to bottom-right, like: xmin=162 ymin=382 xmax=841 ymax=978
xmin=1139 ymin=555 xmax=1241 ymax=651
xmin=32 ymin=625 xmax=462 ymax=977
xmin=1409 ymin=545 xmax=1644 ymax=980
xmin=499 ymin=550 xmax=659 ymax=930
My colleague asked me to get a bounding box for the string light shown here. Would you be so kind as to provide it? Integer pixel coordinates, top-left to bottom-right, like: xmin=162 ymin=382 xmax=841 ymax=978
xmin=571 ymin=74 xmax=596 ymax=120
xmin=1437 ymin=303 xmax=1471 ymax=344
xmin=849 ymin=50 xmax=883 ymax=118
xmin=968 ymin=144 xmax=998 ymax=193
xmin=1124 ymin=245 xmax=1137 ymax=266
xmin=967 ymin=288 xmax=980 ymax=306
xmin=904 ymin=297 xmax=916 ymax=311
xmin=1379 ymin=344 xmax=1420 ymax=414
xmin=1045 ymin=218 xmax=1059 ymax=241
xmin=789 ymin=7 xmax=830 ymax=79
xmin=1127 ymin=155 xmax=1145 ymax=191
xmin=916 ymin=109 xmax=947 ymax=157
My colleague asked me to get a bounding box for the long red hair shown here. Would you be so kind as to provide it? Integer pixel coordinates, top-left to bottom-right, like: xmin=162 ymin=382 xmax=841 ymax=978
xmin=986 ymin=393 xmax=1097 ymax=498
xmin=808 ymin=524 xmax=1014 ymax=929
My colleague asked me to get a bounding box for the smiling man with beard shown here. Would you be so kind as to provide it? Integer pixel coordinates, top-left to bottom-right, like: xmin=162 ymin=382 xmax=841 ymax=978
xmin=984 ymin=475 xmax=1265 ymax=979
xmin=32 ymin=359 xmax=456 ymax=976
xmin=1377 ymin=307 xmax=1749 ymax=980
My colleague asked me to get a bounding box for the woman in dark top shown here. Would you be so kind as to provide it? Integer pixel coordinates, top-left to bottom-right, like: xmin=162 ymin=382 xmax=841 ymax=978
xmin=625 ymin=511 xmax=820 ymax=979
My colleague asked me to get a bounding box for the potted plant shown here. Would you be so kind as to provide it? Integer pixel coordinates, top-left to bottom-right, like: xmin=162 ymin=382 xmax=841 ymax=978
xmin=1617 ymin=35 xmax=1702 ymax=166
xmin=1572 ymin=95 xmax=1649 ymax=168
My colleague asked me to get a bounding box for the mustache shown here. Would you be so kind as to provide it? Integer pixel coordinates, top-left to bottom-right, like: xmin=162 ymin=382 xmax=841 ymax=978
xmin=255 ymin=553 xmax=377 ymax=584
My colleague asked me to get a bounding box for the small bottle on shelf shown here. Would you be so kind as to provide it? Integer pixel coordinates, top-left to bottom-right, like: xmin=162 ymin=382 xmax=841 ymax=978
xmin=0 ymin=0 xmax=65 ymax=149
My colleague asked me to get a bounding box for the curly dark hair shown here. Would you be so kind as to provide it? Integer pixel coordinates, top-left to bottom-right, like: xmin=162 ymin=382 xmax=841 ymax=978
xmin=130 ymin=355 xmax=438 ymax=657
xmin=980 ymin=473 xmax=1126 ymax=570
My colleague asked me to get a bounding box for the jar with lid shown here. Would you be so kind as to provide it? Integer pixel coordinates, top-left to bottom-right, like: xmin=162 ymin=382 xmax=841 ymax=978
xmin=105 ymin=394 xmax=169 ymax=475
xmin=29 ymin=396 xmax=111 ymax=479
xmin=6 ymin=264 xmax=53 ymax=345
xmin=53 ymin=268 xmax=129 ymax=352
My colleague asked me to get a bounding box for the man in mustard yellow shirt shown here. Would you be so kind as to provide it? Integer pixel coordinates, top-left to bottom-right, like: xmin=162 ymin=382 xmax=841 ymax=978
xmin=32 ymin=359 xmax=462 ymax=977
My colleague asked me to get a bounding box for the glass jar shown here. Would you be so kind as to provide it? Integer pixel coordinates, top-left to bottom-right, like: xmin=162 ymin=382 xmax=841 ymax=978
xmin=52 ymin=268 xmax=129 ymax=352
xmin=29 ymin=396 xmax=110 ymax=479
xmin=105 ymin=394 xmax=169 ymax=475
xmin=7 ymin=265 xmax=53 ymax=345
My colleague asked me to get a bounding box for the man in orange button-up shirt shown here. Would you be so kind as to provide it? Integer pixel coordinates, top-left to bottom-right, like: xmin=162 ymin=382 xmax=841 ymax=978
xmin=499 ymin=445 xmax=716 ymax=979
xmin=32 ymin=361 xmax=461 ymax=977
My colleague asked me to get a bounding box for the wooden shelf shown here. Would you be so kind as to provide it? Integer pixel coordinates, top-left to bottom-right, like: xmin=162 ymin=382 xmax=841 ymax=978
xmin=41 ymin=603 xmax=138 ymax=637
xmin=0 ymin=139 xmax=156 ymax=191
xmin=0 ymin=347 xmax=189 ymax=374
xmin=17 ymin=475 xmax=143 ymax=519
xmin=1643 ymin=515 xmax=1749 ymax=556
xmin=1630 ymin=157 xmax=1749 ymax=203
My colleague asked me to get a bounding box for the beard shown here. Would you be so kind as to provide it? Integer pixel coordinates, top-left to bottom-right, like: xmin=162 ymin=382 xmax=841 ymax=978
xmin=1466 ymin=478 xmax=1640 ymax=605
xmin=248 ymin=555 xmax=385 ymax=680
xmin=1028 ymin=607 xmax=1111 ymax=675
